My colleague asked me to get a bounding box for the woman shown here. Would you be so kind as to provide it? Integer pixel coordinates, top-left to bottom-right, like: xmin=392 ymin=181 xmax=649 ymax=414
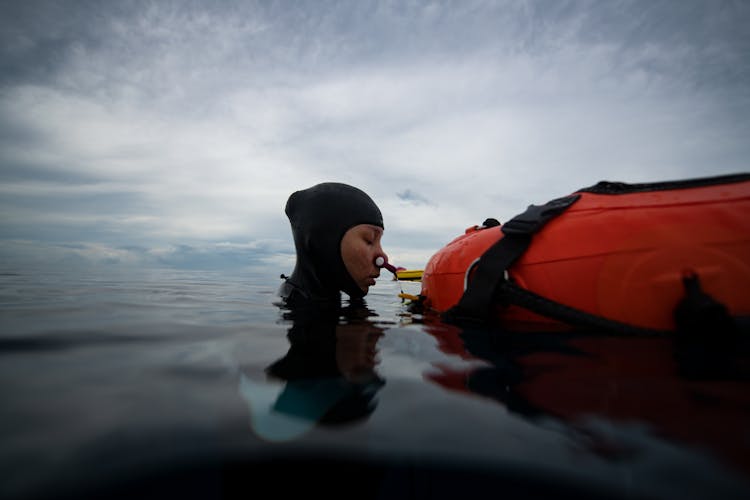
xmin=279 ymin=182 xmax=389 ymax=308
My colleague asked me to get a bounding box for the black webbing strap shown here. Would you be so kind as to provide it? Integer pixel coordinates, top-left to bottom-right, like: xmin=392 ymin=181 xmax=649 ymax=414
xmin=496 ymin=280 xmax=667 ymax=336
xmin=442 ymin=194 xmax=581 ymax=325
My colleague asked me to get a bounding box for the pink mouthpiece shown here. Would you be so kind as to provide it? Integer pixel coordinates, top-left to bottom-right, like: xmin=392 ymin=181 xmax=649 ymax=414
xmin=374 ymin=256 xmax=397 ymax=274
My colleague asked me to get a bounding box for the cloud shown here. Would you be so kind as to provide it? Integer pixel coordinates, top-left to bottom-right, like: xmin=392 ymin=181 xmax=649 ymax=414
xmin=396 ymin=189 xmax=435 ymax=207
xmin=1 ymin=1 xmax=749 ymax=272
xmin=0 ymin=239 xmax=294 ymax=275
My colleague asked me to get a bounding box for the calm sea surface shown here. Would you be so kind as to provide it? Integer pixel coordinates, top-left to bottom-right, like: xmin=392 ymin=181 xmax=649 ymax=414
xmin=1 ymin=268 xmax=749 ymax=499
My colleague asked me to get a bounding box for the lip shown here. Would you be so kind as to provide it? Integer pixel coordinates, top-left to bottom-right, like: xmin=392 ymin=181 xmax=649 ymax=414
xmin=367 ymin=278 xmax=377 ymax=286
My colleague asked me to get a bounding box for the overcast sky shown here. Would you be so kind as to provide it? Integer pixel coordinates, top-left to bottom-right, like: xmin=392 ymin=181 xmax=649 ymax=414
xmin=1 ymin=0 xmax=748 ymax=275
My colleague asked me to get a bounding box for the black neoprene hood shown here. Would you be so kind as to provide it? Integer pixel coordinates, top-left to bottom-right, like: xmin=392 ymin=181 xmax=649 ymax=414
xmin=282 ymin=182 xmax=384 ymax=303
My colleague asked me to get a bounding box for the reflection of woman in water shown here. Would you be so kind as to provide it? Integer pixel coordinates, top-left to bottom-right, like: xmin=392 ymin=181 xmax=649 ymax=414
xmin=265 ymin=304 xmax=385 ymax=425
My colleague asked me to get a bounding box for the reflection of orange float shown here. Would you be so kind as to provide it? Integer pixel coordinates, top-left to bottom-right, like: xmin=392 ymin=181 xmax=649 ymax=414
xmin=420 ymin=320 xmax=750 ymax=477
xmin=419 ymin=173 xmax=750 ymax=333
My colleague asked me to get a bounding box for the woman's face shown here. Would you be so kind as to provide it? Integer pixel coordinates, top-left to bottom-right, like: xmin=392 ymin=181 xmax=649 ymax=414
xmin=340 ymin=224 xmax=387 ymax=295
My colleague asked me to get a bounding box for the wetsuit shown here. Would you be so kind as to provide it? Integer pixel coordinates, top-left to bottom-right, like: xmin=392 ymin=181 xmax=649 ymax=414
xmin=279 ymin=182 xmax=384 ymax=308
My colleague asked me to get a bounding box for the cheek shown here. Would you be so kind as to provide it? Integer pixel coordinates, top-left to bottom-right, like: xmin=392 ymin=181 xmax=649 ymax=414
xmin=341 ymin=239 xmax=371 ymax=278
xmin=356 ymin=244 xmax=374 ymax=272
xmin=356 ymin=244 xmax=379 ymax=279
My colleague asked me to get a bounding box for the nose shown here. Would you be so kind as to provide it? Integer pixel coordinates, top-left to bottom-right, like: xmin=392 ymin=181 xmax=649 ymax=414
xmin=375 ymin=242 xmax=386 ymax=262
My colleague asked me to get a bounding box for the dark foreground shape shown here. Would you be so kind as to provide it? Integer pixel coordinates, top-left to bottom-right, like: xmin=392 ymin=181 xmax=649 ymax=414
xmin=49 ymin=456 xmax=645 ymax=500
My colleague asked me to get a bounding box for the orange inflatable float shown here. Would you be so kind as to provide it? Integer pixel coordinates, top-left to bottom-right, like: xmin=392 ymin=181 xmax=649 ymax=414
xmin=419 ymin=173 xmax=750 ymax=334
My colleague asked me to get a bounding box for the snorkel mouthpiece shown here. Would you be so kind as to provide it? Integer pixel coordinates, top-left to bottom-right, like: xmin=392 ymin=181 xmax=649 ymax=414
xmin=374 ymin=256 xmax=397 ymax=275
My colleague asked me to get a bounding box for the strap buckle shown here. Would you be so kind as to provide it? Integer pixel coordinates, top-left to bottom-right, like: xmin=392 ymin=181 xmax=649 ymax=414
xmin=501 ymin=195 xmax=581 ymax=236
